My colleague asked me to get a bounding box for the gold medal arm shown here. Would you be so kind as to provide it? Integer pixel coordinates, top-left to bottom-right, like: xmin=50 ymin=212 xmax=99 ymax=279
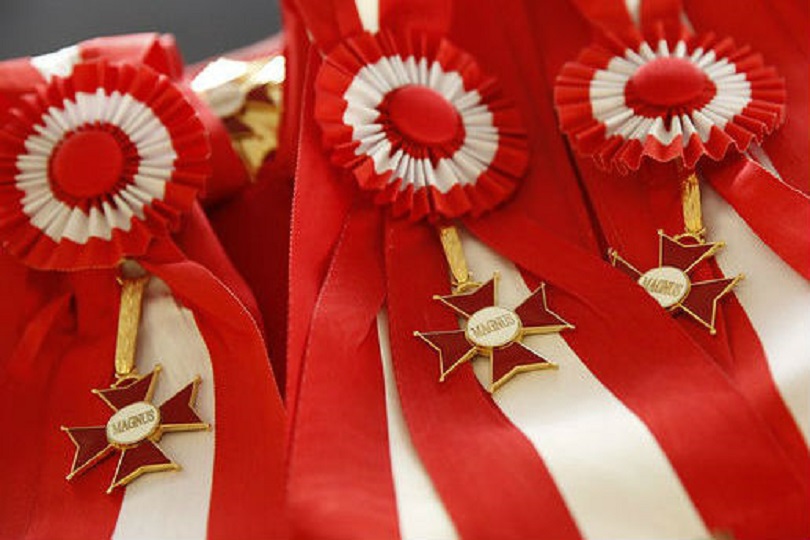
xmin=115 ymin=262 xmax=150 ymax=380
xmin=681 ymin=172 xmax=705 ymax=241
xmin=438 ymin=225 xmax=480 ymax=293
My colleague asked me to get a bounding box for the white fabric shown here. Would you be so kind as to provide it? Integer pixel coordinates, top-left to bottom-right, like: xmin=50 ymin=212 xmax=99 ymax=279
xmin=589 ymin=39 xmax=751 ymax=144
xmin=354 ymin=0 xmax=380 ymax=33
xmin=17 ymin=88 xmax=175 ymax=243
xmin=461 ymin=232 xmax=709 ymax=539
xmin=702 ymin=185 xmax=810 ymax=444
xmin=30 ymin=45 xmax=81 ymax=80
xmin=113 ymin=278 xmax=215 ymax=540
xmin=377 ymin=231 xmax=710 ymax=539
xmin=342 ymin=55 xmax=497 ymax=194
xmin=378 ymin=312 xmax=459 ymax=540
xmin=625 ymin=0 xmax=641 ymax=26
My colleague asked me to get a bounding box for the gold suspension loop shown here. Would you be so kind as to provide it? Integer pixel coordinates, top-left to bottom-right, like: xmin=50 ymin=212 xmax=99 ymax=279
xmin=438 ymin=225 xmax=480 ymax=293
xmin=114 ymin=261 xmax=150 ymax=380
xmin=680 ymin=172 xmax=705 ymax=242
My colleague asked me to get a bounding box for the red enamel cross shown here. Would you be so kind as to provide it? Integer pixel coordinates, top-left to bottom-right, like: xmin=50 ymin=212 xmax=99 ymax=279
xmin=62 ymin=366 xmax=209 ymax=493
xmin=415 ymin=275 xmax=572 ymax=392
xmin=609 ymin=231 xmax=743 ymax=334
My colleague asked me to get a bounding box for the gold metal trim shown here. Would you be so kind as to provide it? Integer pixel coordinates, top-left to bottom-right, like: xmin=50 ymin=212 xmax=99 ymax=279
xmin=681 ymin=172 xmax=705 ymax=240
xmin=438 ymin=225 xmax=481 ymax=293
xmin=114 ymin=270 xmax=150 ymax=379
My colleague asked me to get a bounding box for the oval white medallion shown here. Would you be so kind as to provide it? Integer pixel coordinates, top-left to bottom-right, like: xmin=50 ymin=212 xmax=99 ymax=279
xmin=465 ymin=306 xmax=522 ymax=348
xmin=106 ymin=401 xmax=161 ymax=446
xmin=638 ymin=266 xmax=691 ymax=308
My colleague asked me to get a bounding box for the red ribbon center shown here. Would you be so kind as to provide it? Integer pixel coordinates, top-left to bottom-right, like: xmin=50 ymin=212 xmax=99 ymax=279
xmin=629 ymin=57 xmax=710 ymax=108
xmin=386 ymin=85 xmax=461 ymax=146
xmin=51 ymin=130 xmax=124 ymax=199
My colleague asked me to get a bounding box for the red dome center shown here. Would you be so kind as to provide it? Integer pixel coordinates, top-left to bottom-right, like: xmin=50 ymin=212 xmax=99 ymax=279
xmin=51 ymin=130 xmax=124 ymax=199
xmin=630 ymin=57 xmax=709 ymax=108
xmin=386 ymin=85 xmax=461 ymax=146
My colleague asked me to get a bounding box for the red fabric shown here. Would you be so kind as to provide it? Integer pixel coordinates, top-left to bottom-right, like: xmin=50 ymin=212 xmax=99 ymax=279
xmin=297 ymin=0 xmax=456 ymax=51
xmin=539 ymin=0 xmax=810 ymax=492
xmin=569 ymin=157 xmax=810 ymax=485
xmin=285 ymin=0 xmax=809 ymax=538
xmin=314 ymin=29 xmax=529 ymax=221
xmin=287 ymin=204 xmax=400 ymax=539
xmin=385 ymin=218 xmax=582 ymax=540
xmin=286 ymin=0 xmax=590 ymax=536
xmin=0 ymin=33 xmax=247 ymax=207
xmin=295 ymin=0 xmax=364 ymax=52
xmin=201 ymin=9 xmax=308 ymax=384
xmin=0 ymin=32 xmax=190 ymax=356
xmin=0 ymin=58 xmax=45 ymax=102
xmin=0 ymin=250 xmax=29 ymax=358
xmin=0 ymin=271 xmax=126 ymax=540
xmin=684 ymin=0 xmax=810 ymax=193
xmin=704 ymin=154 xmax=810 ymax=280
xmin=0 ymin=207 xmax=287 ymax=539
xmin=468 ymin=213 xmax=810 ymax=538
xmin=286 ymin=49 xmax=356 ymax=407
xmin=174 ymin=203 xmax=264 ymax=332
xmin=277 ymin=0 xmax=311 ymax=182
xmin=180 ymin=88 xmax=252 ymax=204
xmin=284 ymin=0 xmax=598 ymax=535
xmin=285 ymin=46 xmax=400 ymax=539
xmin=641 ymin=0 xmax=683 ymax=35
xmin=144 ymin=241 xmax=287 ymax=540
xmin=450 ymin=0 xmax=598 ymax=251
xmin=0 ymin=61 xmax=209 ymax=271
xmin=520 ymin=0 xmax=810 ymax=535
xmin=0 ymin=30 xmax=285 ymax=538
xmin=80 ymin=34 xmax=184 ymax=79
xmin=386 ymin=86 xmax=460 ymax=145
xmin=0 ymin=34 xmax=181 ymax=104
xmin=380 ymin=0 xmax=452 ymax=35
xmin=553 ymin=26 xmax=786 ymax=173
xmin=568 ymin=0 xmax=637 ymax=38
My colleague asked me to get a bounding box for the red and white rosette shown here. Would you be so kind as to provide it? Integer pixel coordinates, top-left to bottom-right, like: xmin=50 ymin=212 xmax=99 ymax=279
xmin=554 ymin=30 xmax=786 ymax=172
xmin=0 ymin=61 xmax=209 ymax=269
xmin=315 ymin=31 xmax=528 ymax=221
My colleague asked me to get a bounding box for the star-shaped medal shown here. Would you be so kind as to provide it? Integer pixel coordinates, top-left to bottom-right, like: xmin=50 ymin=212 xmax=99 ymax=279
xmin=608 ymin=231 xmax=743 ymax=334
xmin=62 ymin=365 xmax=209 ymax=493
xmin=415 ymin=275 xmax=572 ymax=392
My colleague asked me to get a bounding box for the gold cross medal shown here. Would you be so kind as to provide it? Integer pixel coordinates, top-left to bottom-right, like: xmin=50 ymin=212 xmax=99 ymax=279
xmin=62 ymin=264 xmax=211 ymax=493
xmin=0 ymin=61 xmax=214 ymax=493
xmin=415 ymin=226 xmax=573 ymax=392
xmin=554 ymin=29 xmax=787 ymax=334
xmin=607 ymin=174 xmax=743 ymax=334
xmin=309 ymin=31 xmax=554 ymax=390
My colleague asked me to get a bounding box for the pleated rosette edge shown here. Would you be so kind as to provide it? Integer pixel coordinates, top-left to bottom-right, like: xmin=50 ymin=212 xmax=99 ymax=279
xmin=0 ymin=61 xmax=210 ymax=270
xmin=554 ymin=28 xmax=786 ymax=173
xmin=315 ymin=31 xmax=529 ymax=222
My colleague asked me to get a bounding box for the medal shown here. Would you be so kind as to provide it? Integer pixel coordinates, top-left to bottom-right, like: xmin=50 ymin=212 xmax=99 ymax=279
xmin=0 ymin=60 xmax=212 ymax=491
xmin=315 ymin=31 xmax=571 ymax=390
xmin=554 ymin=28 xmax=785 ymax=332
xmin=191 ymin=54 xmax=286 ymax=179
xmin=607 ymin=176 xmax=742 ymax=333
xmin=415 ymin=226 xmax=572 ymax=391
xmin=63 ymin=265 xmax=209 ymax=492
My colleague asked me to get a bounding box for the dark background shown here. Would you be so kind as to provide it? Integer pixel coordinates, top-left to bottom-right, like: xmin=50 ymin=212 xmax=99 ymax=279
xmin=0 ymin=0 xmax=282 ymax=64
